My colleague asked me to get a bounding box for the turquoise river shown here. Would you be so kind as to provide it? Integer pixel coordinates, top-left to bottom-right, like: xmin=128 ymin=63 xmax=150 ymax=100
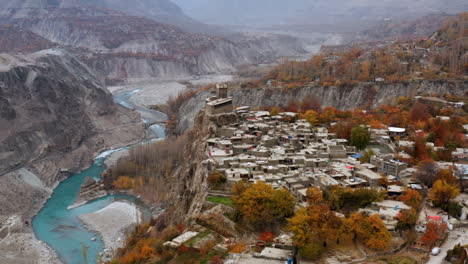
xmin=32 ymin=157 xmax=139 ymax=264
xmin=33 ymin=88 xmax=166 ymax=264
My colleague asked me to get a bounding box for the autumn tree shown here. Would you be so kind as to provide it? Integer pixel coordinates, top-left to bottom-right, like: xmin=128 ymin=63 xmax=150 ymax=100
xmin=299 ymin=242 xmax=324 ymax=261
xmin=288 ymin=188 xmax=342 ymax=250
xmin=350 ymin=126 xmax=370 ymax=150
xmin=436 ymin=168 xmax=458 ymax=184
xmin=353 ymin=214 xmax=392 ymax=250
xmin=232 ymin=181 xmax=250 ymax=196
xmin=421 ymin=221 xmax=447 ymax=246
xmin=333 ymin=121 xmax=355 ymax=140
xmin=306 ymin=187 xmax=325 ymax=205
xmin=413 ymin=135 xmax=430 ymax=162
xmin=288 ymin=205 xmax=342 ymax=249
xmin=410 ymin=102 xmax=430 ymax=122
xmin=415 ymin=160 xmax=439 ymax=187
xmin=301 ymin=94 xmax=322 ymax=112
xmin=302 ymin=110 xmax=319 ymax=126
xmin=259 ymin=232 xmax=274 ymax=243
xmin=269 ymin=106 xmax=281 ymax=116
xmin=429 ymin=180 xmax=460 ymax=209
xmin=207 ymin=171 xmax=226 ymax=188
xmin=399 ymin=189 xmax=423 ymax=209
xmin=288 ymin=208 xmax=314 ymax=247
xmin=113 ymin=176 xmax=135 ymax=190
xmin=234 ymin=182 xmax=295 ymax=228
xmin=359 ymin=61 xmax=372 ymax=81
xmin=286 ymin=99 xmax=300 ymax=112
xmin=396 ymin=209 xmax=418 ymax=230
xmin=319 ymin=107 xmax=336 ymax=124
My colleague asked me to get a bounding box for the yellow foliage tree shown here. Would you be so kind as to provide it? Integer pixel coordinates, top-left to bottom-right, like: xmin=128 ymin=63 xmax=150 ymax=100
xmin=429 ymin=180 xmax=460 ymax=208
xmin=319 ymin=107 xmax=336 ymax=124
xmin=302 ymin=110 xmax=319 ymax=126
xmin=270 ymin=107 xmax=281 ymax=116
xmin=358 ymin=214 xmax=392 ymax=250
xmin=287 ymin=208 xmax=313 ymax=247
xmin=113 ymin=176 xmax=135 ymax=189
xmin=234 ymin=182 xmax=295 ymax=227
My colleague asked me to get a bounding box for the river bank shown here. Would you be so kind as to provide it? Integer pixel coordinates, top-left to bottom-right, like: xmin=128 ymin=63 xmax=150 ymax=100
xmin=108 ymin=75 xmax=234 ymax=108
xmin=79 ymin=201 xmax=142 ymax=260
xmin=28 ymin=82 xmax=170 ymax=264
xmin=0 ymin=133 xmax=144 ymax=264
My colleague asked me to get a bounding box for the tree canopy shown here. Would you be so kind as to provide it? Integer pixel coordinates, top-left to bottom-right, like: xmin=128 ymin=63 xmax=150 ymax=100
xmin=350 ymin=126 xmax=370 ymax=150
xmin=234 ymin=182 xmax=295 ymax=228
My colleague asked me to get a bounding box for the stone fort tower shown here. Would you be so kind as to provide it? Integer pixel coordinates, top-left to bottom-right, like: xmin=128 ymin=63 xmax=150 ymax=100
xmin=216 ymin=83 xmax=228 ymax=98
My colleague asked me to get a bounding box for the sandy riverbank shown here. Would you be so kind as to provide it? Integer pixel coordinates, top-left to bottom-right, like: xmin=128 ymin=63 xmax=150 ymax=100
xmin=79 ymin=202 xmax=141 ymax=252
xmin=0 ymin=215 xmax=61 ymax=264
xmin=108 ymin=74 xmax=234 ymax=107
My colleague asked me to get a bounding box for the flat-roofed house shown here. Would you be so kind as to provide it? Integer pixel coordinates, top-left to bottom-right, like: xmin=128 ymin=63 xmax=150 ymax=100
xmin=382 ymin=160 xmax=407 ymax=176
xmin=355 ymin=168 xmax=383 ymax=187
xmin=388 ymin=127 xmax=406 ymax=137
xmin=327 ymin=145 xmax=347 ymax=159
xmin=225 ymin=168 xmax=250 ymax=182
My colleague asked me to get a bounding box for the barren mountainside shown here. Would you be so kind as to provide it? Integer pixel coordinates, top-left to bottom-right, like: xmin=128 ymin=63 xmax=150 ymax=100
xmin=0 ymin=50 xmax=145 ymax=263
xmin=0 ymin=0 xmax=219 ymax=34
xmin=0 ymin=50 xmax=144 ymax=175
xmin=0 ymin=5 xmax=306 ymax=82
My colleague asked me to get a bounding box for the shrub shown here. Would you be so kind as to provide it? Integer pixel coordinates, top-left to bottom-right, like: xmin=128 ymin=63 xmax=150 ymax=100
xmin=207 ymin=171 xmax=226 ymax=187
xmin=447 ymin=201 xmax=463 ymax=218
xmin=299 ymin=242 xmax=324 ymax=260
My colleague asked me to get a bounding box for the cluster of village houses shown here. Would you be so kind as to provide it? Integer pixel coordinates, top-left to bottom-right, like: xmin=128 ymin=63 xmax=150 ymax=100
xmin=162 ymin=84 xmax=467 ymax=263
xmin=206 ymin=84 xmax=468 ymax=231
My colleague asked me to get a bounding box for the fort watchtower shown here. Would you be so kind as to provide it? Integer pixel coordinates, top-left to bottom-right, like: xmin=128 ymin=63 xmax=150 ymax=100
xmin=206 ymin=83 xmax=233 ymax=115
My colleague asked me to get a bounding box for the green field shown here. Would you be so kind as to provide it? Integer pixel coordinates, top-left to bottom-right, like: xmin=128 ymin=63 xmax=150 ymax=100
xmin=206 ymin=196 xmax=234 ymax=207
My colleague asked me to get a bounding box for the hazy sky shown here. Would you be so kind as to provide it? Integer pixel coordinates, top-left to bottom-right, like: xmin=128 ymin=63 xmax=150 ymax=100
xmin=172 ymin=0 xmax=468 ymax=26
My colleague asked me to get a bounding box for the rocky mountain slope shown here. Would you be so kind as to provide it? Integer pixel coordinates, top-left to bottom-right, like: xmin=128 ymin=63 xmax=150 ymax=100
xmin=0 ymin=6 xmax=306 ymax=83
xmin=0 ymin=50 xmax=144 ymax=263
xmin=0 ymin=0 xmax=221 ymax=34
xmin=0 ymin=25 xmax=57 ymax=53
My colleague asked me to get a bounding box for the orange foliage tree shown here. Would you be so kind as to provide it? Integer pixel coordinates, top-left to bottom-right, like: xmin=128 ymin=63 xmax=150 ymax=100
xmin=400 ymin=190 xmax=423 ymax=209
xmin=421 ymin=221 xmax=447 ymax=246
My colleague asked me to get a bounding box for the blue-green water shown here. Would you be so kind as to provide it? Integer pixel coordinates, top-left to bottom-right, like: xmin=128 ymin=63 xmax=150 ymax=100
xmin=33 ymin=89 xmax=166 ymax=264
xmin=32 ymin=158 xmax=137 ymax=264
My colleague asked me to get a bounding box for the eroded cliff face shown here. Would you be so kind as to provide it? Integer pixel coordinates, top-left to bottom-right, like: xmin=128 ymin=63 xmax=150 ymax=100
xmin=81 ymin=34 xmax=305 ymax=82
xmin=0 ymin=50 xmax=144 ymax=264
xmin=232 ymin=80 xmax=467 ymax=110
xmin=164 ymin=111 xmax=237 ymax=223
xmin=174 ymin=80 xmax=467 ymax=134
xmin=0 ymin=7 xmax=306 ymax=83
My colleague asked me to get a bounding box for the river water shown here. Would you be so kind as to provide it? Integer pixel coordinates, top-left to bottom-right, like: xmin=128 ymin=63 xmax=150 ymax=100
xmin=32 ymin=88 xmax=167 ymax=264
xmin=32 ymin=158 xmax=139 ymax=264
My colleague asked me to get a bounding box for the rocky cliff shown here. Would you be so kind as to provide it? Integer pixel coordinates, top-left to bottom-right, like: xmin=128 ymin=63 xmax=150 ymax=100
xmin=0 ymin=50 xmax=144 ymax=264
xmin=174 ymin=80 xmax=468 ymax=134
xmin=164 ymin=110 xmax=237 ymax=223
